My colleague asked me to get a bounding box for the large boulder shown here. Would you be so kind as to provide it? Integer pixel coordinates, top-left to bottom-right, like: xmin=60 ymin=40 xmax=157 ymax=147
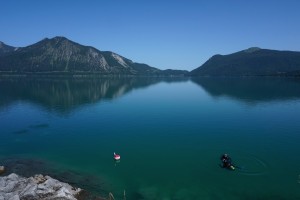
xmin=0 ymin=173 xmax=81 ymax=200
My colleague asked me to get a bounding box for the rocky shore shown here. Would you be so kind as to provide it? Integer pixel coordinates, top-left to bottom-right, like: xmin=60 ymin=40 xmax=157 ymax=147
xmin=0 ymin=173 xmax=82 ymax=200
xmin=0 ymin=159 xmax=108 ymax=200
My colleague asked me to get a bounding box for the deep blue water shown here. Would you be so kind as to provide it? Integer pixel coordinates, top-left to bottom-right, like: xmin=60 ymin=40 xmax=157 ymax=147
xmin=1 ymin=77 xmax=300 ymax=199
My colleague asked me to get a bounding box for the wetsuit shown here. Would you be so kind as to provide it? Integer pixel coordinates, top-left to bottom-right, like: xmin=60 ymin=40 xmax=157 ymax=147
xmin=220 ymin=154 xmax=233 ymax=168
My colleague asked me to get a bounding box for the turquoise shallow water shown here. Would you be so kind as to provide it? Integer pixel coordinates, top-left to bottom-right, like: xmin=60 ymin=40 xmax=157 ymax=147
xmin=1 ymin=77 xmax=300 ymax=199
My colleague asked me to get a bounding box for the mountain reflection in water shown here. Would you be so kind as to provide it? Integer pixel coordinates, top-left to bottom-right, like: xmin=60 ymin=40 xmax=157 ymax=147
xmin=0 ymin=77 xmax=188 ymax=114
xmin=1 ymin=76 xmax=300 ymax=113
xmin=192 ymin=77 xmax=300 ymax=104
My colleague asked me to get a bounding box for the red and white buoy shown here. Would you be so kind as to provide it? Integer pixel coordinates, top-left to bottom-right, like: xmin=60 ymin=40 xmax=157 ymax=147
xmin=114 ymin=152 xmax=120 ymax=160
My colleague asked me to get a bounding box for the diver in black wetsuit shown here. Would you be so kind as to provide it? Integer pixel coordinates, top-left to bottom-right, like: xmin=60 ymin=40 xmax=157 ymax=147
xmin=220 ymin=154 xmax=234 ymax=169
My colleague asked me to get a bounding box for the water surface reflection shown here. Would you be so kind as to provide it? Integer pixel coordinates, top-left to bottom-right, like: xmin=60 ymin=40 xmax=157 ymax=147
xmin=192 ymin=77 xmax=300 ymax=104
xmin=0 ymin=77 xmax=188 ymax=114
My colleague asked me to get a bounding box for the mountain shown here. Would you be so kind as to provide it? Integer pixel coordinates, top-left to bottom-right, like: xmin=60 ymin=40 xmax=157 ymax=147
xmin=0 ymin=41 xmax=16 ymax=56
xmin=0 ymin=37 xmax=187 ymax=76
xmin=190 ymin=47 xmax=300 ymax=76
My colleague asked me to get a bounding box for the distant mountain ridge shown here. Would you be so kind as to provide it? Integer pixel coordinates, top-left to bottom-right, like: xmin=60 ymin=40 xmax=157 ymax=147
xmin=2 ymin=38 xmax=300 ymax=76
xmin=190 ymin=47 xmax=300 ymax=76
xmin=0 ymin=41 xmax=16 ymax=55
xmin=0 ymin=37 xmax=187 ymax=76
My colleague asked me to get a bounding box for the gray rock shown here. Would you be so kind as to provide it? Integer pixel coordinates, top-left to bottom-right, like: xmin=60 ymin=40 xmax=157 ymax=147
xmin=8 ymin=195 xmax=19 ymax=200
xmin=0 ymin=173 xmax=81 ymax=200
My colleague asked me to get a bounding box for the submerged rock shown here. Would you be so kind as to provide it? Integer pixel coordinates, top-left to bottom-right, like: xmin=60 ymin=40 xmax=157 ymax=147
xmin=0 ymin=173 xmax=81 ymax=200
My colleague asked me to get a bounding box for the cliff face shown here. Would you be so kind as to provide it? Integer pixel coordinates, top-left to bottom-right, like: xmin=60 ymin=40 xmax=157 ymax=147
xmin=0 ymin=36 xmax=147 ymax=74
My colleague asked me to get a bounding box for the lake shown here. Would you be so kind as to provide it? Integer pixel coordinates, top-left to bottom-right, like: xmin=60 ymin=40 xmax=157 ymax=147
xmin=1 ymin=76 xmax=300 ymax=200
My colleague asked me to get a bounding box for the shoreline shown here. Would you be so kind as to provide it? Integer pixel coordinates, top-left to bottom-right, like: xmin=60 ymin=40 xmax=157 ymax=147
xmin=0 ymin=157 xmax=108 ymax=200
xmin=0 ymin=173 xmax=82 ymax=200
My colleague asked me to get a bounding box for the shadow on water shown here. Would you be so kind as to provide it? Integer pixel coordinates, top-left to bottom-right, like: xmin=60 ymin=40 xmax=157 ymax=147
xmin=0 ymin=76 xmax=188 ymax=114
xmin=29 ymin=123 xmax=49 ymax=129
xmin=191 ymin=77 xmax=300 ymax=105
xmin=11 ymin=123 xmax=49 ymax=135
xmin=12 ymin=129 xmax=30 ymax=134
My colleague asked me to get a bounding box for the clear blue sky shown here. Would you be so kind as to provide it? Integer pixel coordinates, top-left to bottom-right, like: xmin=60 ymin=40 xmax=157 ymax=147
xmin=1 ymin=0 xmax=300 ymax=70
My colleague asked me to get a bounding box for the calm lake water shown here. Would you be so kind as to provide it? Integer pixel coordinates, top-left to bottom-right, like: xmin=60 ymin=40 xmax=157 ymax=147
xmin=1 ymin=77 xmax=300 ymax=199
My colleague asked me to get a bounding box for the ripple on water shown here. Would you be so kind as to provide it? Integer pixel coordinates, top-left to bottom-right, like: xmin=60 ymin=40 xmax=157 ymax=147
xmin=233 ymin=154 xmax=269 ymax=176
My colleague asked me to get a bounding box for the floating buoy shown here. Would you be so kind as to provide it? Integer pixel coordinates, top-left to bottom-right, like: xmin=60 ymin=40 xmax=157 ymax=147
xmin=0 ymin=166 xmax=5 ymax=175
xmin=114 ymin=152 xmax=120 ymax=160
